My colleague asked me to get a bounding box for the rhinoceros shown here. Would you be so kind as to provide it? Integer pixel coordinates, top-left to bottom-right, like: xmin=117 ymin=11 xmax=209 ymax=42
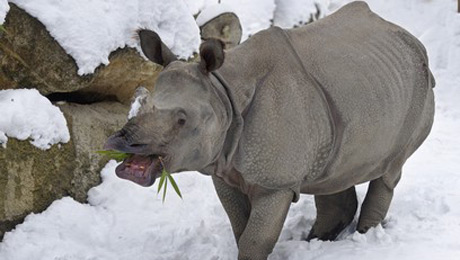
xmin=104 ymin=2 xmax=435 ymax=259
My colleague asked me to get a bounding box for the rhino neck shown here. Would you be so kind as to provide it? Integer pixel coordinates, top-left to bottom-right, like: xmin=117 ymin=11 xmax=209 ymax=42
xmin=199 ymin=70 xmax=244 ymax=176
xmin=198 ymin=45 xmax=276 ymax=176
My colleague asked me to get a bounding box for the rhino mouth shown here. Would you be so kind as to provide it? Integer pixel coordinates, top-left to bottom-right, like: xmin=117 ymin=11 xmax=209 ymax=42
xmin=115 ymin=154 xmax=163 ymax=187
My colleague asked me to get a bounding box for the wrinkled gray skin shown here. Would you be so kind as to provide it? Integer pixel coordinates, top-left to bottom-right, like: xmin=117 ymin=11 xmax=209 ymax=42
xmin=105 ymin=2 xmax=435 ymax=259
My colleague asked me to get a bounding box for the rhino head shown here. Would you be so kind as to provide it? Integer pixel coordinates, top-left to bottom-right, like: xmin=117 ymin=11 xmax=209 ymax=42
xmin=104 ymin=30 xmax=230 ymax=187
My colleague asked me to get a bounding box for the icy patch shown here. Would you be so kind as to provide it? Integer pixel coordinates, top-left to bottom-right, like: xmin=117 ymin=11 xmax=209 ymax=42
xmin=0 ymin=0 xmax=8 ymax=24
xmin=9 ymin=0 xmax=200 ymax=75
xmin=0 ymin=89 xmax=70 ymax=150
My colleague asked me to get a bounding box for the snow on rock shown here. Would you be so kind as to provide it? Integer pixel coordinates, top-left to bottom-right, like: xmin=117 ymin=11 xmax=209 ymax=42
xmin=273 ymin=0 xmax=327 ymax=28
xmin=9 ymin=0 xmax=200 ymax=75
xmin=0 ymin=0 xmax=8 ymax=24
xmin=0 ymin=89 xmax=70 ymax=150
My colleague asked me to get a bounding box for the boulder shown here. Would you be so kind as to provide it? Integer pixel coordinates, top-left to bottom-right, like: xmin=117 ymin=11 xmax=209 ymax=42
xmin=0 ymin=101 xmax=129 ymax=239
xmin=0 ymin=4 xmax=161 ymax=104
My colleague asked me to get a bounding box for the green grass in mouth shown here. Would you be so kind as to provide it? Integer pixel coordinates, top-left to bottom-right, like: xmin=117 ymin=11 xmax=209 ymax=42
xmin=96 ymin=150 xmax=182 ymax=202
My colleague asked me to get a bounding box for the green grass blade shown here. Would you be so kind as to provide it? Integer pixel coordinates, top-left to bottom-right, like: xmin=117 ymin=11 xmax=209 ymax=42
xmin=157 ymin=170 xmax=166 ymax=194
xmin=167 ymin=173 xmax=182 ymax=199
xmin=162 ymin=177 xmax=168 ymax=203
xmin=96 ymin=150 xmax=130 ymax=162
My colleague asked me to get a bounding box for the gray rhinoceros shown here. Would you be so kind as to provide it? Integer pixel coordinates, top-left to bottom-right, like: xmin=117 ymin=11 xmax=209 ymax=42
xmin=104 ymin=2 xmax=435 ymax=259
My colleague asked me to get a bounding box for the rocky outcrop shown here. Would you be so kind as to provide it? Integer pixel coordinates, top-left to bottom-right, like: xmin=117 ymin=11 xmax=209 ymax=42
xmin=0 ymin=3 xmax=161 ymax=241
xmin=0 ymin=102 xmax=129 ymax=239
xmin=0 ymin=4 xmax=161 ymax=104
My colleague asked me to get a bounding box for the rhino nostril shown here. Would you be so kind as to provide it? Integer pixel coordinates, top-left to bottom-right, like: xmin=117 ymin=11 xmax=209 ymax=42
xmin=129 ymin=143 xmax=147 ymax=148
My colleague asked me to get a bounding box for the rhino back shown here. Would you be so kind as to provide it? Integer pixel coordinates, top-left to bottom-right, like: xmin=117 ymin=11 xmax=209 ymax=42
xmin=286 ymin=2 xmax=434 ymax=193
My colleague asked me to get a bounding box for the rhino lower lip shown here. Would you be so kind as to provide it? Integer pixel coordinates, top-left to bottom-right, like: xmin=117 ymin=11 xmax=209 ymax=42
xmin=115 ymin=154 xmax=163 ymax=186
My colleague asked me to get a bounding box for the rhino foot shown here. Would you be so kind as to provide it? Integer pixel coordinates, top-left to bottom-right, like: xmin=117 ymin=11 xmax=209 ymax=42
xmin=307 ymin=186 xmax=358 ymax=241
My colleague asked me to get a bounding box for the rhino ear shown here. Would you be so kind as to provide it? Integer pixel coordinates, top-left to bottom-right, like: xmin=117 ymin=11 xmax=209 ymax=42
xmin=137 ymin=29 xmax=177 ymax=67
xmin=199 ymin=39 xmax=225 ymax=74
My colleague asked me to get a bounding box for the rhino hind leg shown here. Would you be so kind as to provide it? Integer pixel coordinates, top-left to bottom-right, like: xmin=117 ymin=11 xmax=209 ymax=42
xmin=307 ymin=186 xmax=358 ymax=241
xmin=357 ymin=175 xmax=396 ymax=233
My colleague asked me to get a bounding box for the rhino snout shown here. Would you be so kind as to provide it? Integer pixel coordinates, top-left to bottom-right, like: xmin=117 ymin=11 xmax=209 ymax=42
xmin=104 ymin=131 xmax=150 ymax=154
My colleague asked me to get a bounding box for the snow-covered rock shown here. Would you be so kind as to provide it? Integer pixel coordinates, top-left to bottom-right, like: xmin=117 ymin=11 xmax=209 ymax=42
xmin=0 ymin=100 xmax=130 ymax=240
xmin=1 ymin=5 xmax=161 ymax=104
xmin=0 ymin=89 xmax=69 ymax=150
xmin=8 ymin=0 xmax=200 ymax=75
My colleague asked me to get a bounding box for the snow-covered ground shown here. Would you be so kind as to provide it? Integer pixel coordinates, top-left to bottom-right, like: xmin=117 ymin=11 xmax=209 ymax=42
xmin=1 ymin=0 xmax=460 ymax=259
xmin=0 ymin=89 xmax=69 ymax=150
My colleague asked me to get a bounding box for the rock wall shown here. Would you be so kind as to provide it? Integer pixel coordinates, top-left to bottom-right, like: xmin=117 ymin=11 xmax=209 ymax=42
xmin=0 ymin=3 xmax=244 ymax=240
xmin=0 ymin=4 xmax=146 ymax=239
xmin=0 ymin=102 xmax=129 ymax=239
xmin=0 ymin=4 xmax=161 ymax=105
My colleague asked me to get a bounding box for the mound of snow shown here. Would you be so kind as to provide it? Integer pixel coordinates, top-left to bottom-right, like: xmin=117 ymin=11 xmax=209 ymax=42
xmin=0 ymin=161 xmax=238 ymax=260
xmin=0 ymin=89 xmax=70 ymax=150
xmin=9 ymin=0 xmax=200 ymax=75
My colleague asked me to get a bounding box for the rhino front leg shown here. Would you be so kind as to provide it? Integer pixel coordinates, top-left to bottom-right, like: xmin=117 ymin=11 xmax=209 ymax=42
xmin=307 ymin=186 xmax=358 ymax=241
xmin=357 ymin=176 xmax=395 ymax=233
xmin=212 ymin=176 xmax=251 ymax=242
xmin=238 ymin=188 xmax=293 ymax=260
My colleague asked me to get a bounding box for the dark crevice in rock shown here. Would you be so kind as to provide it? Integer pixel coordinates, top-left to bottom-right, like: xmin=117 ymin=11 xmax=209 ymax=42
xmin=0 ymin=218 xmax=25 ymax=241
xmin=47 ymin=91 xmax=119 ymax=104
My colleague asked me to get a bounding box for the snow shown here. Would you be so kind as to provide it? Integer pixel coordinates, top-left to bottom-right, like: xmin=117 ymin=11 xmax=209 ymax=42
xmin=183 ymin=0 xmax=218 ymax=16
xmin=8 ymin=0 xmax=200 ymax=75
xmin=0 ymin=89 xmax=70 ymax=150
xmin=273 ymin=0 xmax=327 ymax=28
xmin=1 ymin=0 xmax=460 ymax=259
xmin=188 ymin=0 xmax=277 ymax=40
xmin=219 ymin=0 xmax=276 ymax=40
xmin=127 ymin=96 xmax=142 ymax=120
xmin=0 ymin=0 xmax=8 ymax=24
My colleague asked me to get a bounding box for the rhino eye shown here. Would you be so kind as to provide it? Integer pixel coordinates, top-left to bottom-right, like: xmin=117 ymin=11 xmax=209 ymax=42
xmin=177 ymin=118 xmax=186 ymax=126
